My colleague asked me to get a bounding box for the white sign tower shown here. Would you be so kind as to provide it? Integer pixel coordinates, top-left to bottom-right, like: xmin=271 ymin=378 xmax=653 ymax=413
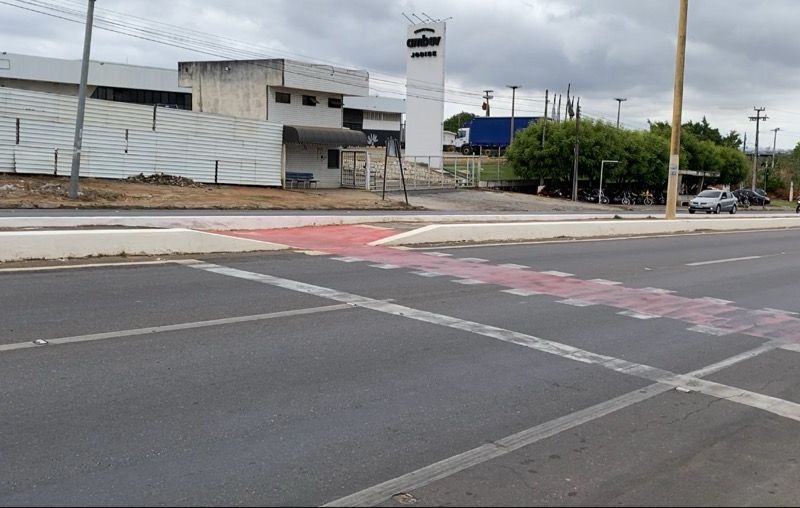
xmin=405 ymin=21 xmax=446 ymax=168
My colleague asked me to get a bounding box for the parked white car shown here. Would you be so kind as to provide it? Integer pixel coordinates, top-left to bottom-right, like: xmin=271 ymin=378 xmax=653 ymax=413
xmin=689 ymin=190 xmax=738 ymax=214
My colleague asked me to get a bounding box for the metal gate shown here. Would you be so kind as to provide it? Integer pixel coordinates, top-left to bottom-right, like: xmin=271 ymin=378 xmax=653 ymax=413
xmin=340 ymin=150 xmax=370 ymax=189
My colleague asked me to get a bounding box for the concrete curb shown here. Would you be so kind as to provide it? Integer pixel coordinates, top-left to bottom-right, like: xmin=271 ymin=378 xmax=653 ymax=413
xmin=0 ymin=229 xmax=288 ymax=262
xmin=0 ymin=213 xmax=663 ymax=230
xmin=371 ymin=217 xmax=800 ymax=246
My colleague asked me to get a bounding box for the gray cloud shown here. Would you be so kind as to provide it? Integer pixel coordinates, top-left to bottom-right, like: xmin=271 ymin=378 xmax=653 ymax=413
xmin=1 ymin=0 xmax=799 ymax=147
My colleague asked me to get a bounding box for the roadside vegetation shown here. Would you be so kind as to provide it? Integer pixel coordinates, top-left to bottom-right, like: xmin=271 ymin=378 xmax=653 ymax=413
xmin=507 ymin=117 xmax=749 ymax=191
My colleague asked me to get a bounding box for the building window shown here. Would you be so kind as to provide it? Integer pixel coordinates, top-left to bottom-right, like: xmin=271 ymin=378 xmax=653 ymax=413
xmin=275 ymin=91 xmax=291 ymax=104
xmin=302 ymin=95 xmax=318 ymax=107
xmin=328 ymin=97 xmax=342 ymax=109
xmin=327 ymin=149 xmax=340 ymax=169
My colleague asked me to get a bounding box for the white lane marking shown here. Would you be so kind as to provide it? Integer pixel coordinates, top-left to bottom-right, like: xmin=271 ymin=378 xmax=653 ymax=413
xmin=618 ymin=311 xmax=661 ymax=320
xmin=699 ymin=297 xmax=734 ymax=306
xmin=411 ymin=271 xmax=445 ymax=278
xmin=641 ymin=287 xmax=676 ymax=294
xmin=589 ymin=279 xmax=623 ymax=286
xmin=780 ymin=343 xmax=800 ymax=354
xmin=0 ymin=259 xmax=194 ymax=274
xmin=424 ymin=252 xmax=453 ymax=257
xmin=502 ymin=289 xmax=542 ymax=297
xmin=370 ymin=264 xmax=401 ymax=270
xmin=321 ymin=384 xmax=673 ymax=507
xmin=557 ymin=299 xmax=595 ymax=308
xmin=499 ymin=264 xmax=529 ymax=270
xmin=188 ymin=262 xmax=800 ymax=422
xmin=332 ymin=257 xmax=365 ymax=263
xmin=764 ymin=308 xmax=800 ymax=317
xmin=322 ymin=339 xmax=786 ymax=507
xmin=686 ymin=255 xmax=762 ymax=267
xmin=458 ymin=258 xmax=489 ymax=263
xmin=0 ymin=304 xmax=353 ymax=354
xmin=300 ymin=250 xmax=328 ymax=256
xmin=452 ymin=279 xmax=487 ymax=286
xmin=542 ymin=271 xmax=574 ymax=278
xmin=688 ymin=325 xmax=732 ymax=337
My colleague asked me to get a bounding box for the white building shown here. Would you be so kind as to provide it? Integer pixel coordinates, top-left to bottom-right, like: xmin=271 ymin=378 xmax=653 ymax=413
xmin=343 ymin=96 xmax=405 ymax=147
xmin=177 ymin=58 xmax=371 ymax=188
xmin=0 ymin=52 xmax=191 ymax=109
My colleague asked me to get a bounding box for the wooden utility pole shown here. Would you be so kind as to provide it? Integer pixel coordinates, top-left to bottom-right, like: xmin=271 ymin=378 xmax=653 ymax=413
xmin=665 ymin=0 xmax=689 ymax=220
xmin=572 ymin=98 xmax=581 ymax=202
xmin=749 ymin=107 xmax=767 ymax=190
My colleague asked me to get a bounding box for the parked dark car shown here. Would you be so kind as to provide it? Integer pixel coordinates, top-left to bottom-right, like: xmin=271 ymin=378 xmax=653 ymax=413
xmin=735 ymin=188 xmax=770 ymax=206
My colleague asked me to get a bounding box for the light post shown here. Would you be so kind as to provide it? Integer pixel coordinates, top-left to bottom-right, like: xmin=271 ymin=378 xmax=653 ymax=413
xmin=599 ymin=160 xmax=619 ymax=204
xmin=614 ymin=98 xmax=627 ymax=129
xmin=507 ymin=85 xmax=520 ymax=145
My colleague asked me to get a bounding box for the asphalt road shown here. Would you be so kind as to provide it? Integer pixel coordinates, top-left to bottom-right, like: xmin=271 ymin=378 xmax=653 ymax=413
xmin=2 ymin=229 xmax=800 ymax=506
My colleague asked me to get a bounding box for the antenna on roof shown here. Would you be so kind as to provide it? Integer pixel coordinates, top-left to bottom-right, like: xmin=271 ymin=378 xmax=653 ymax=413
xmin=401 ymin=12 xmax=415 ymax=24
xmin=421 ymin=12 xmax=437 ymax=22
xmin=411 ymin=13 xmax=426 ymax=24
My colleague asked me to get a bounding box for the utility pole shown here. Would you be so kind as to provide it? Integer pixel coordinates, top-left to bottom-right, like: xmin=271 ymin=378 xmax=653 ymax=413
xmin=483 ymin=90 xmax=494 ymax=117
xmin=614 ymin=97 xmax=627 ymax=128
xmin=665 ymin=0 xmax=688 ymax=220
xmin=507 ymin=85 xmax=519 ymax=144
xmin=769 ymin=127 xmax=780 ymax=190
xmin=557 ymin=94 xmax=562 ymax=123
xmin=572 ymin=97 xmax=581 ymax=202
xmin=749 ymin=107 xmax=767 ymax=191
xmin=69 ymin=0 xmax=97 ymax=200
xmin=542 ymin=89 xmax=549 ymax=146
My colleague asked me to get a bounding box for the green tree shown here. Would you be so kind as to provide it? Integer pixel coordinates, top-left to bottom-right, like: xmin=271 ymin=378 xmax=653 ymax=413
xmin=443 ymin=112 xmax=475 ymax=133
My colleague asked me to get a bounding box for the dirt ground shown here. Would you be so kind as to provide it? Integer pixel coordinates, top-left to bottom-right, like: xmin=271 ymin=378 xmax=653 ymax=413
xmin=0 ymin=174 xmax=413 ymax=210
xmin=0 ymin=173 xmax=643 ymax=212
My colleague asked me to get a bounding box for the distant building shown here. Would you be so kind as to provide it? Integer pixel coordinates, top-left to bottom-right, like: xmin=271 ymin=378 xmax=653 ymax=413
xmin=0 ymin=52 xmax=191 ymax=109
xmin=343 ymin=96 xmax=405 ymax=147
xmin=178 ymin=58 xmax=370 ymax=187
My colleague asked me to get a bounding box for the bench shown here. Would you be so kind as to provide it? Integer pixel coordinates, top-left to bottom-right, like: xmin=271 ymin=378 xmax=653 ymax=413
xmin=285 ymin=172 xmax=318 ymax=189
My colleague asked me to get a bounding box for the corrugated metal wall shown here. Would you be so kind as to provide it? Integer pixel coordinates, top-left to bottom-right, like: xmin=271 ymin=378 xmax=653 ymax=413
xmin=0 ymin=88 xmax=283 ymax=186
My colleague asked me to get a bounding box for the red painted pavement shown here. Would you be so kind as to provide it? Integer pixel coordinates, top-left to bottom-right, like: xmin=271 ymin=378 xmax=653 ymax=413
xmin=216 ymin=225 xmax=800 ymax=344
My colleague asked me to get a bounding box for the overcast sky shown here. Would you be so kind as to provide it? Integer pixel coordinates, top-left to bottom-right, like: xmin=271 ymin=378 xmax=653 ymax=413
xmin=2 ymin=0 xmax=799 ymax=149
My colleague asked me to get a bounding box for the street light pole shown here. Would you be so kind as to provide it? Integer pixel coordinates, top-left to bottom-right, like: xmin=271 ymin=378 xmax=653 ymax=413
xmin=614 ymin=98 xmax=627 ymax=129
xmin=68 ymin=0 xmax=96 ymax=199
xmin=600 ymin=160 xmax=619 ymax=204
xmin=507 ymin=85 xmax=519 ymax=144
xmin=665 ymin=0 xmax=689 ymax=220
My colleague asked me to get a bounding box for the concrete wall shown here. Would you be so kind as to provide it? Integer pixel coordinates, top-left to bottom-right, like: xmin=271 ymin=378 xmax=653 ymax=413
xmin=283 ymin=60 xmax=368 ymax=97
xmin=285 ymin=144 xmax=341 ymax=188
xmin=179 ymin=60 xmax=284 ymax=120
xmin=267 ymin=86 xmax=343 ymax=128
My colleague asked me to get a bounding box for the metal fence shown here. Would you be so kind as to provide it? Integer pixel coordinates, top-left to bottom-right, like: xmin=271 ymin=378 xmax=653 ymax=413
xmin=0 ymin=88 xmax=283 ymax=186
xmin=366 ymin=153 xmax=481 ymax=192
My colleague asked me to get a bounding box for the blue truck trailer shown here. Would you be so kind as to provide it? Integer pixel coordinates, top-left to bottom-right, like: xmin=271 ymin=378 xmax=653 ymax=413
xmin=453 ymin=116 xmax=540 ymax=155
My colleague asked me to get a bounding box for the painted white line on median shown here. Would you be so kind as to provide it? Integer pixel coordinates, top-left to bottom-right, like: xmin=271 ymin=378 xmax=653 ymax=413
xmin=321 ymin=384 xmax=673 ymax=507
xmin=502 ymin=289 xmax=542 ymax=297
xmin=458 ymin=258 xmax=490 ymax=263
xmin=332 ymin=257 xmax=365 ymax=263
xmin=370 ymin=264 xmax=401 ymax=270
xmin=618 ymin=311 xmax=661 ymax=320
xmin=424 ymin=252 xmax=453 ymax=257
xmin=688 ymin=325 xmax=732 ymax=337
xmin=641 ymin=287 xmax=676 ymax=294
xmin=0 ymin=304 xmax=353 ymax=354
xmin=323 ymin=339 xmax=788 ymax=508
xmin=411 ymin=271 xmax=445 ymax=278
xmin=686 ymin=255 xmax=762 ymax=267
xmin=589 ymin=279 xmax=623 ymax=286
xmin=0 ymin=259 xmax=196 ymax=274
xmin=557 ymin=299 xmax=595 ymax=308
xmin=699 ymin=297 xmax=735 ymax=306
xmin=452 ymin=279 xmax=487 ymax=286
xmin=542 ymin=271 xmax=574 ymax=278
xmin=499 ymin=264 xmax=529 ymax=270
xmin=764 ymin=308 xmax=800 ymax=317
xmin=188 ymin=262 xmax=800 ymax=424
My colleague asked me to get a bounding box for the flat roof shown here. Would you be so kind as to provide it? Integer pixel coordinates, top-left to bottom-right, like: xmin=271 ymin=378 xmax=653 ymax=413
xmin=0 ymin=52 xmax=187 ymax=93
